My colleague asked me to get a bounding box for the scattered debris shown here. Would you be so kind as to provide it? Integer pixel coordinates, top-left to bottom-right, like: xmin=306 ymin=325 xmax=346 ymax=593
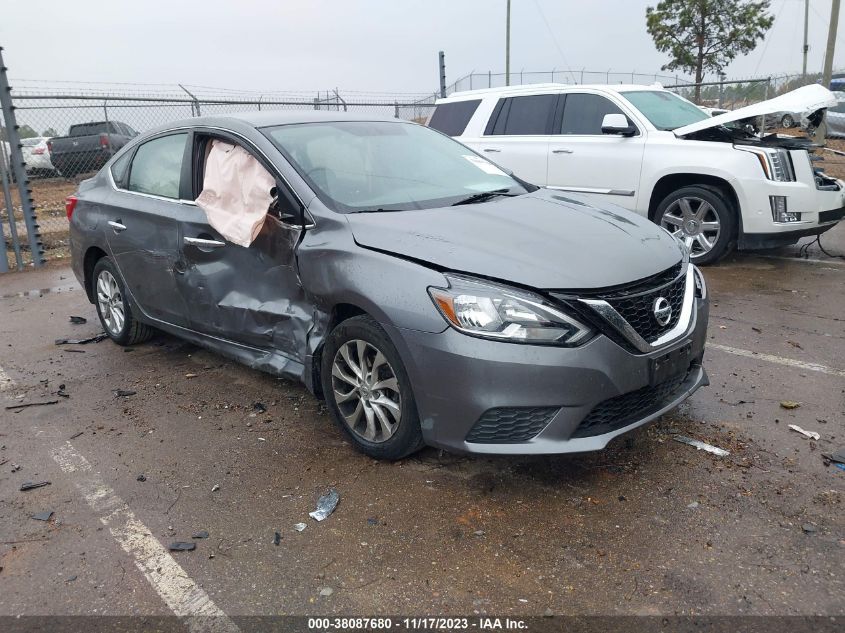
xmin=787 ymin=340 xmax=803 ymax=349
xmin=802 ymin=523 xmax=817 ymax=534
xmin=11 ymin=464 xmax=21 ymax=473
xmin=367 ymin=518 xmax=379 ymax=526
xmin=294 ymin=522 xmax=307 ymax=532
xmin=192 ymin=530 xmax=209 ymax=539
xmin=136 ymin=474 xmax=147 ymax=482
xmin=185 ymin=373 xmax=198 ymax=379
xmin=113 ymin=389 xmax=137 ymax=398
xmin=253 ymin=402 xmax=267 ymax=414
xmin=474 ymin=530 xmax=486 ymax=536
xmin=64 ymin=349 xmax=86 ymax=354
xmin=6 ymin=400 xmax=59 ymax=411
xmin=673 ymin=435 xmax=730 ymax=457
xmin=789 ymin=424 xmax=820 ymax=441
xmin=69 ymin=432 xmax=83 ymax=440
xmin=54 ymin=333 xmax=108 ymax=345
xmin=823 ymin=447 xmax=845 ymax=464
xmin=31 ymin=511 xmax=53 ymax=521
xmin=56 ymin=384 xmax=69 ymax=398
xmin=273 ymin=531 xmax=281 ymax=546
xmin=543 ymin=608 xmax=555 ymax=618
xmin=168 ymin=542 xmax=196 ymax=552
xmin=309 ymin=488 xmax=340 ymax=521
xmin=69 ymin=316 xmax=87 ymax=325
xmin=319 ymin=587 xmax=334 ymax=597
xmin=211 ymin=484 xmax=221 ymax=492
xmin=687 ymin=502 xmax=700 ymax=509
xmin=20 ymin=481 xmax=51 ymax=491
xmin=780 ymin=400 xmax=801 ymax=410
xmin=751 ymin=326 xmax=762 ymax=333
xmin=0 ymin=459 xmax=6 ymax=467
xmin=65 ymin=575 xmax=77 ymax=582
xmin=835 ymin=463 xmax=845 ymax=473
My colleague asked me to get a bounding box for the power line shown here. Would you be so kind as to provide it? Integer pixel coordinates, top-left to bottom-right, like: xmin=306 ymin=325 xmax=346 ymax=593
xmin=530 ymin=0 xmax=576 ymax=82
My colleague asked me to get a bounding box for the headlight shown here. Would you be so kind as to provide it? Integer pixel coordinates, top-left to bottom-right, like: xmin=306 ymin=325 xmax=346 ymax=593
xmin=428 ymin=274 xmax=593 ymax=346
xmin=692 ymin=265 xmax=707 ymax=300
xmin=736 ymin=146 xmax=796 ymax=182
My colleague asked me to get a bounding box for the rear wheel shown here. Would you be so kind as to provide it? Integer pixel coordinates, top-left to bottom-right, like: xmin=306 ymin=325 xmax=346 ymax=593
xmin=781 ymin=113 xmax=795 ymax=128
xmin=656 ymin=185 xmax=736 ymax=265
xmin=320 ymin=315 xmax=424 ymax=460
xmin=92 ymin=257 xmax=154 ymax=345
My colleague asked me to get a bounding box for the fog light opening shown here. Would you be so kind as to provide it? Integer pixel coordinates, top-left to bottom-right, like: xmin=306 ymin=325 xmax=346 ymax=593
xmin=770 ymin=196 xmax=800 ymax=223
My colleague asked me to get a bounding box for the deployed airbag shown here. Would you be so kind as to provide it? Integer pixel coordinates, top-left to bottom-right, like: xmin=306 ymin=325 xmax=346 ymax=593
xmin=195 ymin=140 xmax=275 ymax=247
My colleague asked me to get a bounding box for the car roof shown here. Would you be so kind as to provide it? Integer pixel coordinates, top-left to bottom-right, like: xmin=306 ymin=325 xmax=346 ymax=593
xmin=440 ymin=83 xmax=669 ymax=102
xmin=179 ymin=109 xmax=400 ymax=129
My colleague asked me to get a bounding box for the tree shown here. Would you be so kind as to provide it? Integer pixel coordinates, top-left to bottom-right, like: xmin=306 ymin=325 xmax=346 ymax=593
xmin=17 ymin=124 xmax=39 ymax=139
xmin=42 ymin=127 xmax=58 ymax=138
xmin=646 ymin=0 xmax=774 ymax=103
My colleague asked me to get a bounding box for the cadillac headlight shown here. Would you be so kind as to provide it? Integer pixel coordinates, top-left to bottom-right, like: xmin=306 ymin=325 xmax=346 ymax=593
xmin=737 ymin=146 xmax=796 ymax=182
xmin=428 ymin=274 xmax=593 ymax=346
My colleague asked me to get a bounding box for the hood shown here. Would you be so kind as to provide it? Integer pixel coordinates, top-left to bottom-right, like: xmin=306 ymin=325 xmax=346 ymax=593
xmin=346 ymin=189 xmax=683 ymax=290
xmin=674 ymin=84 xmax=838 ymax=137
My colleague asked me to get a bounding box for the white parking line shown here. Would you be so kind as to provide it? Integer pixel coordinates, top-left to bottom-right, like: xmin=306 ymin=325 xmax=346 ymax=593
xmin=0 ymin=364 xmax=15 ymax=392
xmin=52 ymin=442 xmax=240 ymax=633
xmin=709 ymin=343 xmax=845 ymax=378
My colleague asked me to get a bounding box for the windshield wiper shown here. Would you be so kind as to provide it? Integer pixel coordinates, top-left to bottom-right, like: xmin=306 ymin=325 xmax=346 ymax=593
xmin=451 ymin=188 xmax=516 ymax=206
xmin=348 ymin=208 xmax=406 ymax=214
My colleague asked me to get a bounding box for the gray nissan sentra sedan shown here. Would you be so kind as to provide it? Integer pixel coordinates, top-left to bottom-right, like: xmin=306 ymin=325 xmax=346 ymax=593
xmin=68 ymin=111 xmax=709 ymax=460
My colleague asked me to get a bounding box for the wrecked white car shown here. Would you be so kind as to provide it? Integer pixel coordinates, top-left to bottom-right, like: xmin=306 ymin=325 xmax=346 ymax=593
xmin=432 ymin=83 xmax=845 ymax=263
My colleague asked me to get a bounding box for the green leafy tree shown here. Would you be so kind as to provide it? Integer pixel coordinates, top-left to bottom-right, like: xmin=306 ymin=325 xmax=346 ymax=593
xmin=42 ymin=127 xmax=58 ymax=138
xmin=646 ymin=0 xmax=774 ymax=102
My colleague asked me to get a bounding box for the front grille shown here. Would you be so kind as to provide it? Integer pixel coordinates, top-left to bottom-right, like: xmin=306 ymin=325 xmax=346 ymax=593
xmin=465 ymin=407 xmax=559 ymax=444
xmin=605 ymin=271 xmax=686 ymax=343
xmin=571 ymin=370 xmax=693 ymax=439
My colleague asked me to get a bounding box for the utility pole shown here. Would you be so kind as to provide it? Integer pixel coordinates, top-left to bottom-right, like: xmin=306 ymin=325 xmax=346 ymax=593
xmin=802 ymin=0 xmax=809 ymax=79
xmin=505 ymin=0 xmax=511 ymax=86
xmin=438 ymin=51 xmax=447 ymax=98
xmin=816 ymin=0 xmax=841 ymax=142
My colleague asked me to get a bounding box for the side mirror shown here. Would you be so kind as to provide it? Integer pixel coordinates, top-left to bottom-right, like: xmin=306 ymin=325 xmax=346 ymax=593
xmin=268 ymin=184 xmax=306 ymax=227
xmin=601 ymin=113 xmax=637 ymax=136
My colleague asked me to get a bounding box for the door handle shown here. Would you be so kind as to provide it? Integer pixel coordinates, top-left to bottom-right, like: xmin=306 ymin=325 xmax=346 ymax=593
xmin=108 ymin=220 xmax=127 ymax=232
xmin=552 ymin=148 xmax=574 ymax=154
xmin=482 ymin=148 xmax=501 ymax=153
xmin=183 ymin=236 xmax=226 ymax=249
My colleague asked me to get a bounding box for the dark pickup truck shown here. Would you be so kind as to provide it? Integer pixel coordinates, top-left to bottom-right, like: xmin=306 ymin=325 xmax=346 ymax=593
xmin=48 ymin=121 xmax=138 ymax=178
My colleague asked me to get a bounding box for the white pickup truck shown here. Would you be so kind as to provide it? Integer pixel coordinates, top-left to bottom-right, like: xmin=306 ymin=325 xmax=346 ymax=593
xmin=429 ymin=83 xmax=845 ymax=264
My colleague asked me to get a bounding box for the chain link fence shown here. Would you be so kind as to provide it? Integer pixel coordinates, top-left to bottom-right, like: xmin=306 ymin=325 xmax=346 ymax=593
xmin=2 ymin=87 xmax=436 ymax=270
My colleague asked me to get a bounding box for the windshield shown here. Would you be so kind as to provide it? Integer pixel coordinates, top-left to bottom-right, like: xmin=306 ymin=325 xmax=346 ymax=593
xmin=263 ymin=121 xmax=527 ymax=212
xmin=620 ymin=90 xmax=710 ymax=130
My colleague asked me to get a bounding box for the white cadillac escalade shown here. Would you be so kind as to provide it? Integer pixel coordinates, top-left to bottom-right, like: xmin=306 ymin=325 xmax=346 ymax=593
xmin=429 ymin=83 xmax=845 ymax=264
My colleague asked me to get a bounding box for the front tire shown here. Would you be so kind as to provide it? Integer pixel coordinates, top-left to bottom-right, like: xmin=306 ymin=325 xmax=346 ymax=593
xmin=781 ymin=113 xmax=795 ymax=128
xmin=320 ymin=315 xmax=424 ymax=460
xmin=92 ymin=257 xmax=154 ymax=346
xmin=655 ymin=185 xmax=736 ymax=265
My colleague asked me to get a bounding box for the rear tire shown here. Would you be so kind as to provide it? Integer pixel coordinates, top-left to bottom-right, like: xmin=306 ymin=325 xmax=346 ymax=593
xmin=320 ymin=315 xmax=424 ymax=460
xmin=781 ymin=113 xmax=795 ymax=128
xmin=92 ymin=257 xmax=154 ymax=346
xmin=654 ymin=185 xmax=736 ymax=266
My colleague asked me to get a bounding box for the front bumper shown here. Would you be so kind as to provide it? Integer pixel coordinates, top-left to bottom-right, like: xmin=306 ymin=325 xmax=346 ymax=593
xmin=735 ymin=151 xmax=845 ymax=247
xmin=386 ymin=296 xmax=709 ymax=455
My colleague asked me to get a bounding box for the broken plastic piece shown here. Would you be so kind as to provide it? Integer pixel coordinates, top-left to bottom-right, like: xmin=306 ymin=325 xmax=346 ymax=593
xmin=211 ymin=483 xmax=221 ymax=492
xmin=309 ymin=488 xmax=340 ymax=521
xmin=294 ymin=522 xmax=307 ymax=532
xmin=69 ymin=316 xmax=87 ymax=324
xmin=192 ymin=530 xmax=209 ymax=539
xmin=113 ymin=389 xmax=137 ymax=398
xmin=253 ymin=402 xmax=267 ymax=414
xmin=168 ymin=542 xmax=196 ymax=551
xmin=31 ymin=511 xmax=53 ymax=521
xmin=136 ymin=474 xmax=147 ymax=482
xmin=273 ymin=531 xmax=281 ymax=546
xmin=827 ymin=448 xmax=845 ymax=464
xmin=20 ymin=481 xmax=51 ymax=491
xmin=789 ymin=424 xmax=820 ymax=440
xmin=780 ymin=400 xmax=801 ymax=410
xmin=673 ymin=435 xmax=730 ymax=457
xmin=6 ymin=400 xmax=59 ymax=411
xmin=54 ymin=333 xmax=108 ymax=345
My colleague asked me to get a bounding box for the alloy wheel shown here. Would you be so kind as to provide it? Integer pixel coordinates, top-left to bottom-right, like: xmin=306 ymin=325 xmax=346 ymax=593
xmin=660 ymin=196 xmax=721 ymax=259
xmin=96 ymin=269 xmax=125 ymax=335
xmin=331 ymin=339 xmax=402 ymax=443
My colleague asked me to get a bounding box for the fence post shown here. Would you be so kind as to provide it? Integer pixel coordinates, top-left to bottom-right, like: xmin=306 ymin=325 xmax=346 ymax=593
xmin=258 ymin=96 xmax=262 ymax=111
xmin=761 ymin=78 xmax=770 ymax=130
xmin=438 ymin=51 xmax=447 ymax=98
xmin=0 ymin=47 xmax=45 ymax=267
xmin=102 ymin=100 xmax=114 ymax=154
xmin=394 ymin=101 xmax=399 ymax=119
xmin=178 ymin=84 xmax=201 ymax=116
xmin=488 ymin=70 xmax=491 ymax=88
xmin=314 ymin=95 xmax=319 ymax=110
xmin=0 ymin=147 xmax=23 ymax=271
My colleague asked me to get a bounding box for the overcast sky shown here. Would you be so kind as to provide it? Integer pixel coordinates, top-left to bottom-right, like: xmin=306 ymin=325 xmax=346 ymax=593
xmin=1 ymin=0 xmax=842 ymax=94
